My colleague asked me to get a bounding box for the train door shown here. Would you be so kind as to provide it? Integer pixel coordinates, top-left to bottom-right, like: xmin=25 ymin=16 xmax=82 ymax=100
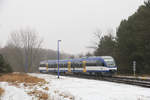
xmin=68 ymin=61 xmax=71 ymax=72
xmin=82 ymin=61 xmax=86 ymax=72
xmin=46 ymin=63 xmax=48 ymax=72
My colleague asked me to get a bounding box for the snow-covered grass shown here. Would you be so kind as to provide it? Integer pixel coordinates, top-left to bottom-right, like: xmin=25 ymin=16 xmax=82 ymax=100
xmin=0 ymin=73 xmax=150 ymax=100
xmin=31 ymin=73 xmax=150 ymax=100
xmin=0 ymin=73 xmax=49 ymax=100
xmin=0 ymin=82 xmax=33 ymax=100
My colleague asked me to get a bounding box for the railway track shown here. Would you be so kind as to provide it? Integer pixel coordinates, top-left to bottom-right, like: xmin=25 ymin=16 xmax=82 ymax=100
xmin=102 ymin=77 xmax=150 ymax=88
xmin=51 ymin=73 xmax=150 ymax=88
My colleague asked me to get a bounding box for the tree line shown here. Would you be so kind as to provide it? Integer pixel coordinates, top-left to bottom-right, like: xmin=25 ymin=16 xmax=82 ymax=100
xmin=0 ymin=28 xmax=70 ymax=73
xmin=94 ymin=0 xmax=150 ymax=75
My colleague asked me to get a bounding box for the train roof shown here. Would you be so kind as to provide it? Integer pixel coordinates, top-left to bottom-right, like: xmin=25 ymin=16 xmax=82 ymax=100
xmin=40 ymin=56 xmax=114 ymax=64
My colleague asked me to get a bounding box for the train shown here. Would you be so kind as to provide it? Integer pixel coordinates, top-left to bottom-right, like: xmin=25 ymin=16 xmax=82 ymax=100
xmin=39 ymin=56 xmax=117 ymax=76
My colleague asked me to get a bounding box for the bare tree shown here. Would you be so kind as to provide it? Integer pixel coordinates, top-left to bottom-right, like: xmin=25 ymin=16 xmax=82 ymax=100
xmin=7 ymin=28 xmax=43 ymax=72
xmin=87 ymin=29 xmax=103 ymax=49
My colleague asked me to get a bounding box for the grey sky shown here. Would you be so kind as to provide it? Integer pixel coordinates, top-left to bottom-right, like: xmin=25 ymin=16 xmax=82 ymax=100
xmin=0 ymin=0 xmax=144 ymax=55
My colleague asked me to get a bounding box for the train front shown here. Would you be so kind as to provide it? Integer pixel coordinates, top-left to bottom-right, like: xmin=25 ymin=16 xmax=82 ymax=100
xmin=102 ymin=56 xmax=117 ymax=76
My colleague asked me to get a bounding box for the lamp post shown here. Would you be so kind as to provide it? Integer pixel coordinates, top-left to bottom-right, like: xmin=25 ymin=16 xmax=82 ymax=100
xmin=57 ymin=40 xmax=61 ymax=78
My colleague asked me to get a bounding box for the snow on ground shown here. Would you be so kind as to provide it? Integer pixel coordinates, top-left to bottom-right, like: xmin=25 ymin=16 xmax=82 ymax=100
xmin=0 ymin=73 xmax=150 ymax=100
xmin=0 ymin=82 xmax=32 ymax=100
xmin=30 ymin=73 xmax=150 ymax=100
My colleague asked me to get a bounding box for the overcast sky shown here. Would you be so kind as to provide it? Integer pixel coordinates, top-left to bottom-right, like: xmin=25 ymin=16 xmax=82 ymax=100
xmin=0 ymin=0 xmax=144 ymax=55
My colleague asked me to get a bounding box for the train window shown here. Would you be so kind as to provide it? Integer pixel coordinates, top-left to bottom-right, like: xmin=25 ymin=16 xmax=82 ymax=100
xmin=63 ymin=62 xmax=66 ymax=68
xmin=61 ymin=63 xmax=64 ymax=67
xmin=40 ymin=64 xmax=42 ymax=67
xmin=54 ymin=64 xmax=57 ymax=67
xmin=60 ymin=63 xmax=63 ymax=67
xmin=96 ymin=61 xmax=103 ymax=66
xmin=86 ymin=60 xmax=96 ymax=66
xmin=52 ymin=64 xmax=54 ymax=68
xmin=86 ymin=62 xmax=96 ymax=66
xmin=59 ymin=63 xmax=61 ymax=67
xmin=64 ymin=63 xmax=66 ymax=68
xmin=77 ymin=63 xmax=80 ymax=68
xmin=51 ymin=64 xmax=53 ymax=67
xmin=79 ymin=63 xmax=82 ymax=67
xmin=71 ymin=63 xmax=74 ymax=67
xmin=50 ymin=64 xmax=52 ymax=68
xmin=63 ymin=63 xmax=66 ymax=68
xmin=74 ymin=63 xmax=78 ymax=67
xmin=65 ymin=63 xmax=68 ymax=68
xmin=43 ymin=64 xmax=46 ymax=67
xmin=72 ymin=62 xmax=82 ymax=68
xmin=48 ymin=64 xmax=50 ymax=67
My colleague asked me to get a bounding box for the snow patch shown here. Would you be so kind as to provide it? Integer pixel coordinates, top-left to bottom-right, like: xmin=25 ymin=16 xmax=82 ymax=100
xmin=31 ymin=73 xmax=150 ymax=100
xmin=0 ymin=82 xmax=33 ymax=100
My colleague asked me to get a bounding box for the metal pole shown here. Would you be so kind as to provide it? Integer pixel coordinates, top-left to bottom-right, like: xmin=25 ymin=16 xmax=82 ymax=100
xmin=57 ymin=40 xmax=61 ymax=78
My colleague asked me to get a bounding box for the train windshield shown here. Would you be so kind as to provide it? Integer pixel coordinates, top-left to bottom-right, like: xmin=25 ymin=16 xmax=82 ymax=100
xmin=104 ymin=58 xmax=115 ymax=67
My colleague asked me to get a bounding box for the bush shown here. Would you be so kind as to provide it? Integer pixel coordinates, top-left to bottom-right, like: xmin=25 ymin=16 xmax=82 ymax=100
xmin=0 ymin=54 xmax=12 ymax=73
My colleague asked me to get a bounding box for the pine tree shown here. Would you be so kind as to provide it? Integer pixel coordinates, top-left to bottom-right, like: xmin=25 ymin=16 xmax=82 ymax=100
xmin=94 ymin=34 xmax=116 ymax=57
xmin=116 ymin=0 xmax=150 ymax=74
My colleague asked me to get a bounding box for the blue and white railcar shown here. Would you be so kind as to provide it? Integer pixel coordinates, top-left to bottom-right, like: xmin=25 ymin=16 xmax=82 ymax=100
xmin=39 ymin=56 xmax=117 ymax=76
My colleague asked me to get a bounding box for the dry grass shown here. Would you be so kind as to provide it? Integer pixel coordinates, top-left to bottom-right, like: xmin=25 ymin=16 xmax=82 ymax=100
xmin=28 ymin=90 xmax=48 ymax=100
xmin=0 ymin=87 xmax=4 ymax=97
xmin=0 ymin=73 xmax=51 ymax=99
xmin=44 ymin=87 xmax=49 ymax=91
xmin=58 ymin=91 xmax=75 ymax=100
xmin=0 ymin=73 xmax=46 ymax=85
